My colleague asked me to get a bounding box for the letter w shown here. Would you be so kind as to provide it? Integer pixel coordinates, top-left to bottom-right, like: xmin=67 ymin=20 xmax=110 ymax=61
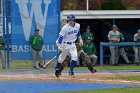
xmin=16 ymin=0 xmax=51 ymax=41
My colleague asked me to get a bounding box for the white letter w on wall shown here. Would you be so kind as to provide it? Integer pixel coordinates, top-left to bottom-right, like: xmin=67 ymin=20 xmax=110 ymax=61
xmin=16 ymin=0 xmax=51 ymax=41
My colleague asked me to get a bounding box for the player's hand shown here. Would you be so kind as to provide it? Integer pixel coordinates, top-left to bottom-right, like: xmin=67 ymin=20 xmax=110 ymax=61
xmin=58 ymin=45 xmax=62 ymax=51
xmin=116 ymin=38 xmax=120 ymax=42
xmin=0 ymin=44 xmax=3 ymax=47
xmin=79 ymin=38 xmax=83 ymax=46
xmin=56 ymin=40 xmax=62 ymax=50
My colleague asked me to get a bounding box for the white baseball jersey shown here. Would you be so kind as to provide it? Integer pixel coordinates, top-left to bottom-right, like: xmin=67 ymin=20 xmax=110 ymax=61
xmin=59 ymin=23 xmax=80 ymax=43
xmin=58 ymin=23 xmax=80 ymax=62
xmin=108 ymin=30 xmax=120 ymax=42
xmin=134 ymin=33 xmax=140 ymax=42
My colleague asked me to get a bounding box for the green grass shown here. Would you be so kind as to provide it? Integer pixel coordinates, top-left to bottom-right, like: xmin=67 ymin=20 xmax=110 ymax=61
xmin=97 ymin=65 xmax=140 ymax=70
xmin=0 ymin=60 xmax=33 ymax=72
xmin=64 ymin=65 xmax=140 ymax=70
xmin=0 ymin=60 xmax=139 ymax=71
xmin=110 ymin=75 xmax=140 ymax=81
xmin=10 ymin=60 xmax=33 ymax=69
xmin=45 ymin=87 xmax=140 ymax=93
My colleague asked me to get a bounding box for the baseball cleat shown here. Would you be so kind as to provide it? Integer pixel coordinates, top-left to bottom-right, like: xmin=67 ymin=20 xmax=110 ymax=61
xmin=90 ymin=68 xmax=97 ymax=73
xmin=55 ymin=69 xmax=60 ymax=78
xmin=93 ymin=69 xmax=97 ymax=73
xmin=38 ymin=63 xmax=44 ymax=68
xmin=34 ymin=66 xmax=39 ymax=69
xmin=69 ymin=71 xmax=74 ymax=76
xmin=136 ymin=62 xmax=140 ymax=66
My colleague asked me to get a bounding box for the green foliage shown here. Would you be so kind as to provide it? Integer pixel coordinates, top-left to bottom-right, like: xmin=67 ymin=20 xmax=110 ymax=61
xmin=61 ymin=0 xmax=86 ymax=10
xmin=60 ymin=0 xmax=140 ymax=10
xmin=101 ymin=0 xmax=126 ymax=10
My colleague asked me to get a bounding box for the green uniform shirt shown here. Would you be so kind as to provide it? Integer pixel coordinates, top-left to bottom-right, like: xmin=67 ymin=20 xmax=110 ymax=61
xmin=30 ymin=35 xmax=43 ymax=51
xmin=120 ymin=33 xmax=124 ymax=42
xmin=119 ymin=32 xmax=124 ymax=48
xmin=82 ymin=32 xmax=94 ymax=42
xmin=83 ymin=42 xmax=96 ymax=55
xmin=0 ymin=36 xmax=5 ymax=50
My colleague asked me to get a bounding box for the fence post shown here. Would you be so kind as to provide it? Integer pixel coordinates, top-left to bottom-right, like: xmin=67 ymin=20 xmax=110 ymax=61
xmin=6 ymin=0 xmax=10 ymax=69
xmin=100 ymin=42 xmax=104 ymax=66
xmin=2 ymin=0 xmax=7 ymax=69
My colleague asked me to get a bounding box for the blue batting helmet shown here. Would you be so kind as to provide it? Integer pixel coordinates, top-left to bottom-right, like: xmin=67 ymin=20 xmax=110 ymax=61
xmin=67 ymin=14 xmax=75 ymax=21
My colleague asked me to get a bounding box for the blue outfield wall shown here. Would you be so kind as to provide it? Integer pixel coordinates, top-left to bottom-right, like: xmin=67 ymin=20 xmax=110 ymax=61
xmin=11 ymin=0 xmax=60 ymax=60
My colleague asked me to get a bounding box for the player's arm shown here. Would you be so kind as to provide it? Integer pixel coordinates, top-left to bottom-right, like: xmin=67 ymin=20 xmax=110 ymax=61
xmin=77 ymin=31 xmax=83 ymax=46
xmin=108 ymin=32 xmax=113 ymax=42
xmin=56 ymin=35 xmax=63 ymax=50
xmin=56 ymin=26 xmax=66 ymax=50
xmin=108 ymin=37 xmax=120 ymax=42
xmin=93 ymin=44 xmax=96 ymax=54
xmin=41 ymin=36 xmax=43 ymax=47
xmin=116 ymin=37 xmax=120 ymax=42
xmin=108 ymin=31 xmax=119 ymax=42
xmin=134 ymin=34 xmax=138 ymax=42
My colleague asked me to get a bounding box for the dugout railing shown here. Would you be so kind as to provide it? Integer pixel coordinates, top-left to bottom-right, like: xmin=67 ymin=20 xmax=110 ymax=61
xmin=100 ymin=42 xmax=140 ymax=66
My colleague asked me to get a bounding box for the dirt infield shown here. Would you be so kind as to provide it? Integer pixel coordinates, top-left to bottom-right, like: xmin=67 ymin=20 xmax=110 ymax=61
xmin=0 ymin=71 xmax=140 ymax=86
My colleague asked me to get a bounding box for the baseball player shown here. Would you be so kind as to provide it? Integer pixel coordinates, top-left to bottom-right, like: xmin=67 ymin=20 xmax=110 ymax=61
xmin=30 ymin=28 xmax=44 ymax=69
xmin=55 ymin=14 xmax=83 ymax=77
xmin=82 ymin=37 xmax=98 ymax=66
xmin=108 ymin=25 xmax=120 ymax=66
xmin=133 ymin=29 xmax=140 ymax=66
xmin=82 ymin=26 xmax=94 ymax=43
xmin=58 ymin=38 xmax=97 ymax=75
xmin=116 ymin=29 xmax=130 ymax=64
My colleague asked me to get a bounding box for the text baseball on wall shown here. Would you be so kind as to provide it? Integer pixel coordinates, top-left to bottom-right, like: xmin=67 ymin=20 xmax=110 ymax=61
xmin=11 ymin=0 xmax=60 ymax=59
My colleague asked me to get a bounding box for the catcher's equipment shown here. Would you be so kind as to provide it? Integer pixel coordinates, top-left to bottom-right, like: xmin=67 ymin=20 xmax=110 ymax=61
xmin=80 ymin=51 xmax=96 ymax=73
xmin=86 ymin=63 xmax=97 ymax=73
xmin=59 ymin=55 xmax=71 ymax=74
xmin=55 ymin=55 xmax=70 ymax=77
xmin=75 ymin=38 xmax=83 ymax=51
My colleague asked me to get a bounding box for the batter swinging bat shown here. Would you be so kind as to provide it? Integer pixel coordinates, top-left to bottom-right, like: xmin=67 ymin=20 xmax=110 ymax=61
xmin=43 ymin=51 xmax=62 ymax=69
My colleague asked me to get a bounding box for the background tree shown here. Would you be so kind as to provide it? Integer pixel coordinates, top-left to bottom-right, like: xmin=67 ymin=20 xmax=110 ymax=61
xmin=61 ymin=0 xmax=86 ymax=10
xmin=101 ymin=0 xmax=126 ymax=10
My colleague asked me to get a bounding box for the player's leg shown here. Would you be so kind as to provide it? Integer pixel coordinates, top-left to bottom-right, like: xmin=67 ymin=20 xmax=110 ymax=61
xmin=80 ymin=51 xmax=96 ymax=73
xmin=109 ymin=46 xmax=117 ymax=65
xmin=69 ymin=45 xmax=78 ymax=76
xmin=115 ymin=48 xmax=120 ymax=64
xmin=59 ymin=55 xmax=71 ymax=74
xmin=0 ymin=50 xmax=4 ymax=69
xmin=55 ymin=50 xmax=68 ymax=77
xmin=32 ymin=49 xmax=38 ymax=68
xmin=38 ymin=50 xmax=44 ymax=67
xmin=133 ymin=46 xmax=139 ymax=65
xmin=138 ymin=47 xmax=140 ymax=65
xmin=115 ymin=46 xmax=119 ymax=65
xmin=119 ymin=48 xmax=130 ymax=64
xmin=89 ymin=54 xmax=98 ymax=66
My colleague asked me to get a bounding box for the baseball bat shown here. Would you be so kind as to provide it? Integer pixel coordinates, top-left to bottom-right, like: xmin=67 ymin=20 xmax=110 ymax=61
xmin=43 ymin=51 xmax=62 ymax=69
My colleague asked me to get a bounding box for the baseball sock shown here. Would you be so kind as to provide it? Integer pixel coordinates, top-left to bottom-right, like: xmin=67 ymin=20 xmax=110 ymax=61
xmin=70 ymin=60 xmax=76 ymax=72
xmin=56 ymin=61 xmax=61 ymax=70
